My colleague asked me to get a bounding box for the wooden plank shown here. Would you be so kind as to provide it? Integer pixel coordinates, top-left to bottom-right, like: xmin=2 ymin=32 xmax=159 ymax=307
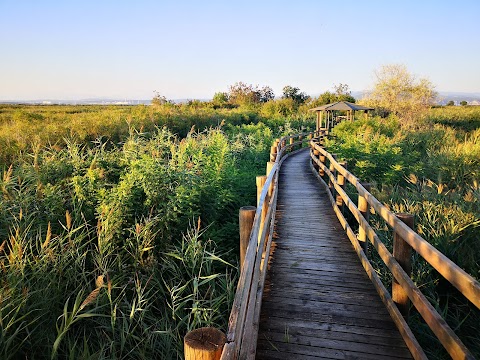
xmin=259 ymin=316 xmax=408 ymax=343
xmin=256 ymin=339 xmax=410 ymax=360
xmin=259 ymin=330 xmax=412 ymax=358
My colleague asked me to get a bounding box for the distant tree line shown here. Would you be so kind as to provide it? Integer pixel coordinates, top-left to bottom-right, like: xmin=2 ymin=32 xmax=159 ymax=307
xmin=152 ymin=64 xmax=442 ymax=123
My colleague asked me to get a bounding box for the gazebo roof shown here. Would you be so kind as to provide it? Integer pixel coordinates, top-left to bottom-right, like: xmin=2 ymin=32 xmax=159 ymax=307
xmin=309 ymin=101 xmax=373 ymax=112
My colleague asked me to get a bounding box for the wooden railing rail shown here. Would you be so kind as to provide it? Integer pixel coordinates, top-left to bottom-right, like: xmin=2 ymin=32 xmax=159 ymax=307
xmin=217 ymin=130 xmax=320 ymax=360
xmin=309 ymin=138 xmax=480 ymax=360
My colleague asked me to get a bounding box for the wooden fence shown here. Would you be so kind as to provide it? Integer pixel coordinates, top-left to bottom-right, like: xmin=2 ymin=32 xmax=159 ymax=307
xmin=309 ymin=136 xmax=480 ymax=360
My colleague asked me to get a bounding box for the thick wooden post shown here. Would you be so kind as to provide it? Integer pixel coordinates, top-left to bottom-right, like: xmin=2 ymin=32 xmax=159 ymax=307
xmin=393 ymin=213 xmax=414 ymax=319
xmin=266 ymin=161 xmax=275 ymax=196
xmin=358 ymin=183 xmax=371 ymax=256
xmin=298 ymin=134 xmax=303 ymax=149
xmin=239 ymin=206 xmax=256 ymax=269
xmin=184 ymin=327 xmax=226 ymax=360
xmin=336 ymin=162 xmax=347 ymax=213
xmin=256 ymin=175 xmax=267 ymax=238
xmin=319 ymin=149 xmax=326 ymax=177
xmin=269 ymin=145 xmax=277 ymax=162
xmin=289 ymin=137 xmax=294 ymax=151
xmin=256 ymin=175 xmax=266 ymax=206
xmin=313 ymin=149 xmax=320 ymax=171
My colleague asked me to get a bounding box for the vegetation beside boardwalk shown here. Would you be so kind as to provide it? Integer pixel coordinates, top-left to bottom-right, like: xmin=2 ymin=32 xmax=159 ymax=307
xmin=0 ymin=80 xmax=479 ymax=358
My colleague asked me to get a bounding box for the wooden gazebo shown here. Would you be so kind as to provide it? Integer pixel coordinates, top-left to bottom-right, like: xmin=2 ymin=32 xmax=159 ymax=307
xmin=310 ymin=101 xmax=373 ymax=132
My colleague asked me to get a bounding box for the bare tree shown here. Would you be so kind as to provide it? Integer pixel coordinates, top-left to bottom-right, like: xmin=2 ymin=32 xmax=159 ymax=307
xmin=362 ymin=64 xmax=437 ymax=122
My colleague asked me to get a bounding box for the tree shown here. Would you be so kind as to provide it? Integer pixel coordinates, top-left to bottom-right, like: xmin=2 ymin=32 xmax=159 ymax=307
xmin=227 ymin=82 xmax=274 ymax=106
xmin=460 ymin=100 xmax=468 ymax=106
xmin=361 ymin=64 xmax=437 ymax=122
xmin=282 ymin=85 xmax=309 ymax=104
xmin=213 ymin=92 xmax=229 ymax=105
xmin=306 ymin=84 xmax=356 ymax=109
xmin=258 ymin=86 xmax=275 ymax=103
xmin=333 ymin=83 xmax=356 ymax=103
xmin=152 ymin=91 xmax=171 ymax=106
xmin=446 ymin=100 xmax=455 ymax=106
xmin=228 ymin=82 xmax=259 ymax=106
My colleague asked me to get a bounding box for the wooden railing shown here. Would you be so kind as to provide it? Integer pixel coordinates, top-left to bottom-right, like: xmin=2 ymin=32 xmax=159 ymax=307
xmin=309 ymin=136 xmax=480 ymax=360
xmin=218 ymin=130 xmax=319 ymax=360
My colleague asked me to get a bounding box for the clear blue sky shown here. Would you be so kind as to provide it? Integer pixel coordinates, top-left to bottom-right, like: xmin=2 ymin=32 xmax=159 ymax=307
xmin=1 ymin=0 xmax=479 ymax=100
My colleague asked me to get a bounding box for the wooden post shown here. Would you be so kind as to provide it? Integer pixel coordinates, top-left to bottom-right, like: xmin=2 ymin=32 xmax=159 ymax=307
xmin=319 ymin=149 xmax=326 ymax=177
xmin=393 ymin=213 xmax=414 ymax=319
xmin=313 ymin=149 xmax=320 ymax=171
xmin=336 ymin=162 xmax=347 ymax=213
xmin=298 ymin=134 xmax=303 ymax=149
xmin=239 ymin=206 xmax=256 ymax=269
xmin=328 ymin=154 xmax=337 ymax=197
xmin=184 ymin=327 xmax=226 ymax=360
xmin=289 ymin=137 xmax=294 ymax=151
xmin=358 ymin=183 xmax=371 ymax=256
xmin=256 ymin=175 xmax=266 ymax=206
xmin=269 ymin=145 xmax=277 ymax=162
xmin=256 ymin=175 xmax=267 ymax=241
xmin=266 ymin=161 xmax=275 ymax=195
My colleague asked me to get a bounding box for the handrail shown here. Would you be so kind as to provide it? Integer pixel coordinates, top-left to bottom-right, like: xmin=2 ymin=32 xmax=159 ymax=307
xmin=220 ymin=130 xmax=320 ymax=360
xmin=310 ymin=138 xmax=480 ymax=360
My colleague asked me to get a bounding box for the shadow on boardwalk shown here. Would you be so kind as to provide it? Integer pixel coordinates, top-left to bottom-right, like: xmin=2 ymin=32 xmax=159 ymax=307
xmin=256 ymin=149 xmax=412 ymax=360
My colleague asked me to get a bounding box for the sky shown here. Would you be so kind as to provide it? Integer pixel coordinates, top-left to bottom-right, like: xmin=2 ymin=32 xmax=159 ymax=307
xmin=1 ymin=0 xmax=479 ymax=100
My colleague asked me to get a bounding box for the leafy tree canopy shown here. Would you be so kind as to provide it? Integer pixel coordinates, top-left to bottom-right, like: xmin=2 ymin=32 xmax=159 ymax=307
xmin=282 ymin=85 xmax=309 ymax=104
xmin=228 ymin=82 xmax=274 ymax=106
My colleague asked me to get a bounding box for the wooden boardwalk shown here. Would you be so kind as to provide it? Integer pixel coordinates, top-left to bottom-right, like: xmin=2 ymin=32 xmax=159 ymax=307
xmin=256 ymin=150 xmax=412 ymax=360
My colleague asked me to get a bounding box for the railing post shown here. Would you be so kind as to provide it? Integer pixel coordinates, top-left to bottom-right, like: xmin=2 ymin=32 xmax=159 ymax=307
xmin=319 ymin=148 xmax=326 ymax=177
xmin=239 ymin=206 xmax=256 ymax=270
xmin=358 ymin=182 xmax=371 ymax=256
xmin=336 ymin=162 xmax=347 ymax=213
xmin=328 ymin=154 xmax=337 ymax=197
xmin=393 ymin=213 xmax=414 ymax=319
xmin=313 ymin=148 xmax=320 ymax=171
xmin=266 ymin=161 xmax=275 ymax=197
xmin=256 ymin=175 xmax=267 ymax=239
xmin=298 ymin=134 xmax=303 ymax=149
xmin=184 ymin=327 xmax=226 ymax=360
xmin=289 ymin=137 xmax=294 ymax=151
xmin=269 ymin=144 xmax=277 ymax=162
xmin=256 ymin=176 xmax=267 ymax=206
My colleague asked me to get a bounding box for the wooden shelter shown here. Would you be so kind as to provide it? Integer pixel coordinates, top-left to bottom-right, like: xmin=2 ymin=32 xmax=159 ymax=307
xmin=310 ymin=101 xmax=374 ymax=132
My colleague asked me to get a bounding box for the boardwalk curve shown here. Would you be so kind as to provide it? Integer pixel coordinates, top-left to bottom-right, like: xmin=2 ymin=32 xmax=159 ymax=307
xmin=256 ymin=149 xmax=412 ymax=360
